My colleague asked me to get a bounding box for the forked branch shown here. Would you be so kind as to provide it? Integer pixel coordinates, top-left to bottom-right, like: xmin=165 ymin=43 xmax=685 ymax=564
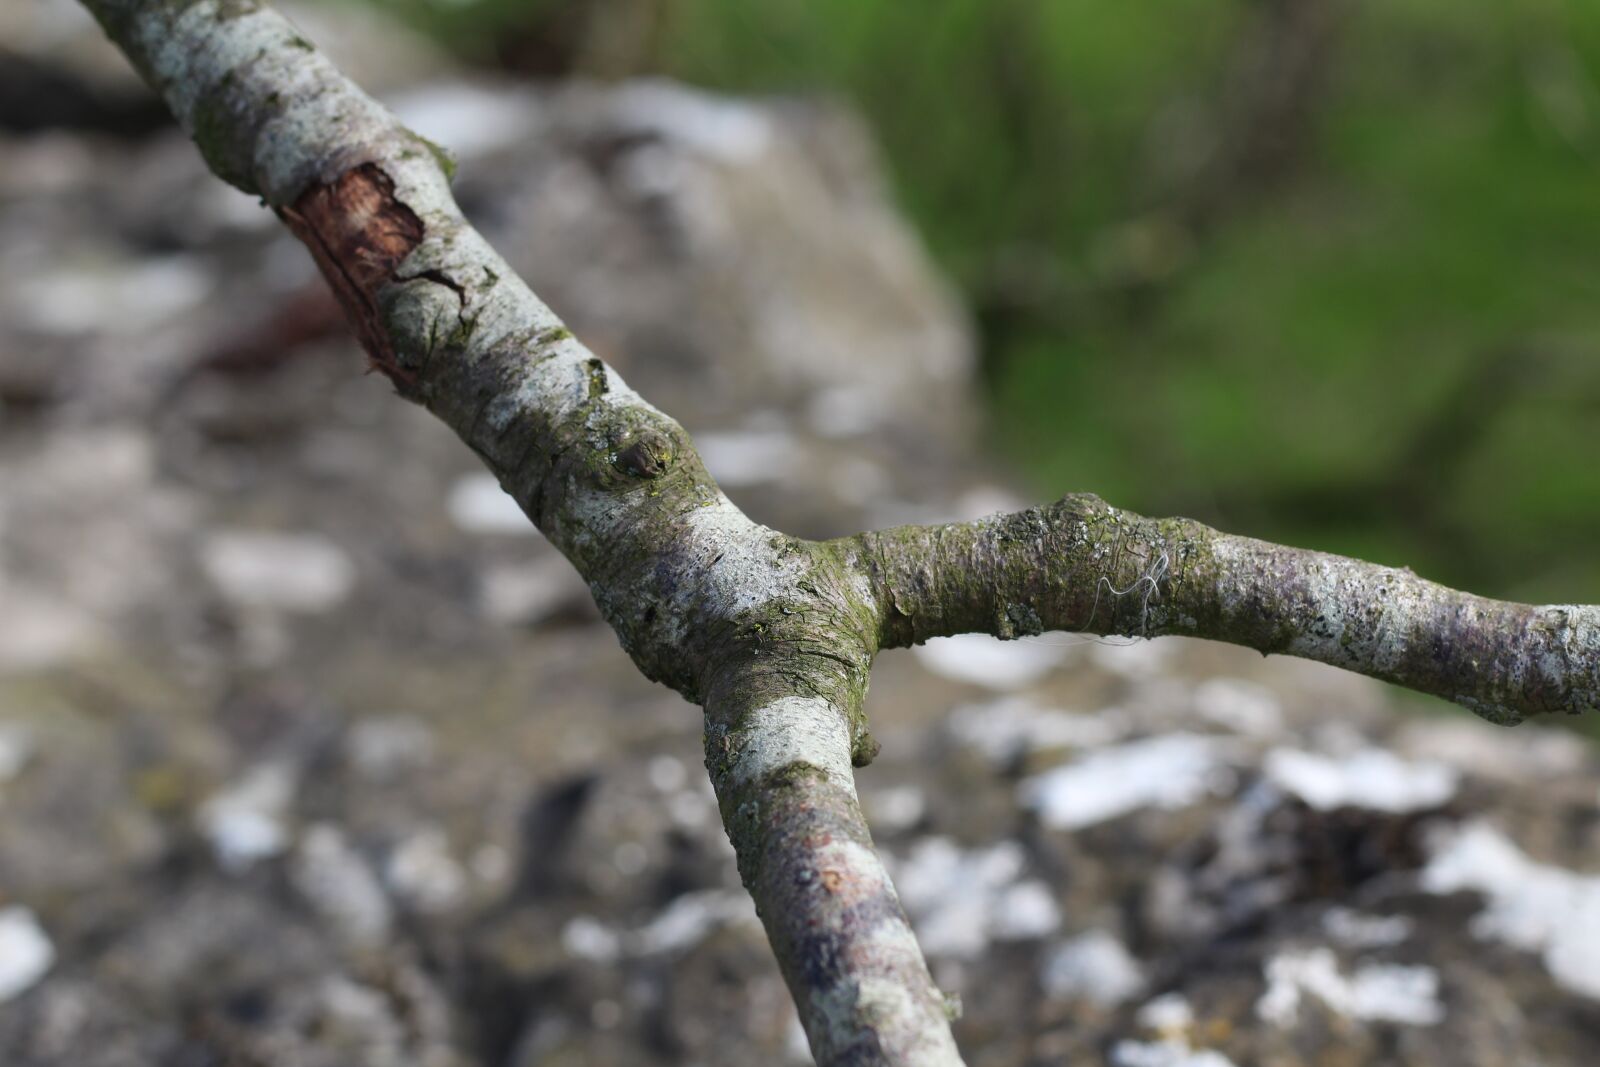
xmin=80 ymin=3 xmax=1597 ymax=1065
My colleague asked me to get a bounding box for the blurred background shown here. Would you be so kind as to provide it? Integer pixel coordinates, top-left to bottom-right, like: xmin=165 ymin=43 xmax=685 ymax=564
xmin=359 ymin=0 xmax=1600 ymax=604
xmin=2 ymin=1 xmax=1600 ymax=1066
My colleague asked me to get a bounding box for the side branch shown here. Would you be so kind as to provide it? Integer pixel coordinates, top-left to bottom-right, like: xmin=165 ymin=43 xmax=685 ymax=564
xmin=852 ymin=494 xmax=1600 ymax=724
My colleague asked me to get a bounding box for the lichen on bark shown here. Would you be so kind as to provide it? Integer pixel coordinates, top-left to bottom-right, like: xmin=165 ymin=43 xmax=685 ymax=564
xmin=78 ymin=1 xmax=1600 ymax=1063
xmin=855 ymin=493 xmax=1600 ymax=723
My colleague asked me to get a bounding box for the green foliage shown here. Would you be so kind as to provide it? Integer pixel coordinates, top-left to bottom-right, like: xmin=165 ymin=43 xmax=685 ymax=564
xmin=354 ymin=0 xmax=571 ymax=51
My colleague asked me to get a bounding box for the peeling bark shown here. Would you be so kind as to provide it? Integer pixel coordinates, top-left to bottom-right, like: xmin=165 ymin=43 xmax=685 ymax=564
xmin=279 ymin=163 xmax=425 ymax=383
xmin=79 ymin=1 xmax=1599 ymax=1064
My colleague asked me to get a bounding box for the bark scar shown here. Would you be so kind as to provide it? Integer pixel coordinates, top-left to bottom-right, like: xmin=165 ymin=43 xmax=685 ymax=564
xmin=278 ymin=163 xmax=425 ymax=388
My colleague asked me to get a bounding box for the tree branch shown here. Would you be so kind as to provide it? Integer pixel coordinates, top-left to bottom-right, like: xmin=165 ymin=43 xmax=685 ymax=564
xmin=704 ymin=661 xmax=962 ymax=1065
xmin=81 ymin=1 xmax=966 ymax=1061
xmin=854 ymin=493 xmax=1600 ymax=724
xmin=75 ymin=2 xmax=1599 ymax=1063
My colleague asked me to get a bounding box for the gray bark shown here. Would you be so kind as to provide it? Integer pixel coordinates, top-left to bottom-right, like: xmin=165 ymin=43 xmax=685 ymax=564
xmin=78 ymin=2 xmax=1598 ymax=1063
xmin=854 ymin=496 xmax=1600 ymax=725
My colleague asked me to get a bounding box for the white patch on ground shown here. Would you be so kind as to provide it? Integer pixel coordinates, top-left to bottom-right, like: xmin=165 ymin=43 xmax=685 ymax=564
xmin=1256 ymin=947 xmax=1444 ymax=1027
xmin=388 ymin=82 xmax=539 ymax=159
xmin=612 ymin=80 xmax=773 ymax=162
xmin=730 ymin=697 xmax=855 ymax=792
xmin=666 ymin=786 xmax=715 ymax=831
xmin=345 ymin=716 xmax=434 ymax=782
xmin=1111 ymin=1039 xmax=1239 ymax=1067
xmin=1423 ymin=820 xmax=1600 ymax=998
xmin=308 ymin=976 xmax=406 ymax=1057
xmin=385 ymin=828 xmax=468 ymax=913
xmin=1087 ymin=637 xmax=1179 ymax=679
xmin=12 ymin=424 xmax=154 ymax=497
xmin=992 ymin=881 xmax=1063 ymax=941
xmin=1321 ymin=908 xmax=1414 ymax=949
xmin=1019 ymin=734 xmax=1231 ymax=830
xmin=829 ymin=456 xmax=893 ymax=506
xmin=1135 ymin=993 xmax=1196 ymax=1036
xmin=950 ymin=486 xmax=1029 ymax=522
xmin=562 ymin=915 xmax=622 ymax=964
xmin=0 ymin=581 xmax=104 ymax=672
xmin=864 ymin=784 xmax=927 ymax=833
xmin=612 ymin=841 xmax=648 ymax=876
xmin=648 ymin=755 xmax=688 ymax=792
xmin=478 ymin=558 xmax=583 ymax=625
xmin=694 ymin=431 xmax=800 ymax=487
xmin=946 ymin=696 xmax=1124 ymax=766
xmin=0 ymin=724 xmax=35 ymax=784
xmin=0 ymin=907 xmax=53 ymax=1003
xmin=471 ymin=843 xmax=510 ymax=884
xmin=447 ymin=473 xmax=540 ymax=535
xmin=888 ymin=838 xmax=1060 ymax=958
xmin=1040 ymin=930 xmax=1146 ymax=1007
xmin=291 ymin=824 xmax=393 ymax=947
xmin=610 ymin=137 xmax=690 ymax=202
xmin=591 ymin=998 xmax=622 ymax=1031
xmin=1396 ymin=717 xmax=1589 ymax=783
xmin=805 ymin=385 xmax=885 ymax=439
xmin=196 ymin=762 xmax=296 ymax=872
xmin=201 ymin=530 xmax=356 ymax=613
xmin=1264 ymin=748 xmax=1456 ymax=813
xmin=633 ymin=889 xmax=760 ymax=955
xmin=1192 ymin=678 xmax=1283 ymax=736
xmin=912 ymin=633 xmax=1067 ymax=690
xmin=204 ymin=181 xmax=283 ymax=233
xmin=12 ymin=256 xmax=211 ymax=335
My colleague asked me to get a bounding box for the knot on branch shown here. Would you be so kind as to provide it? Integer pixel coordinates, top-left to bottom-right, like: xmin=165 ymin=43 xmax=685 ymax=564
xmin=613 ymin=429 xmax=675 ymax=480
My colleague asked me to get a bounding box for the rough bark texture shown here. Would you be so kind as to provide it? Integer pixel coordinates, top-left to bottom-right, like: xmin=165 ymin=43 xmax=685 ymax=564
xmin=79 ymin=1 xmax=954 ymax=1061
xmin=852 ymin=495 xmax=1600 ymax=725
xmin=76 ymin=1 xmax=1598 ymax=1064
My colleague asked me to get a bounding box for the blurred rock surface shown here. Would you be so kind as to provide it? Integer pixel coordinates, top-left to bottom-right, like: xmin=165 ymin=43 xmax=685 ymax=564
xmin=2 ymin=3 xmax=1599 ymax=1066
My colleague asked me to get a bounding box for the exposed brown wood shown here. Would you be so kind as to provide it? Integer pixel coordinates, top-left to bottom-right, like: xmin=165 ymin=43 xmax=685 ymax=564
xmin=278 ymin=163 xmax=424 ymax=386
